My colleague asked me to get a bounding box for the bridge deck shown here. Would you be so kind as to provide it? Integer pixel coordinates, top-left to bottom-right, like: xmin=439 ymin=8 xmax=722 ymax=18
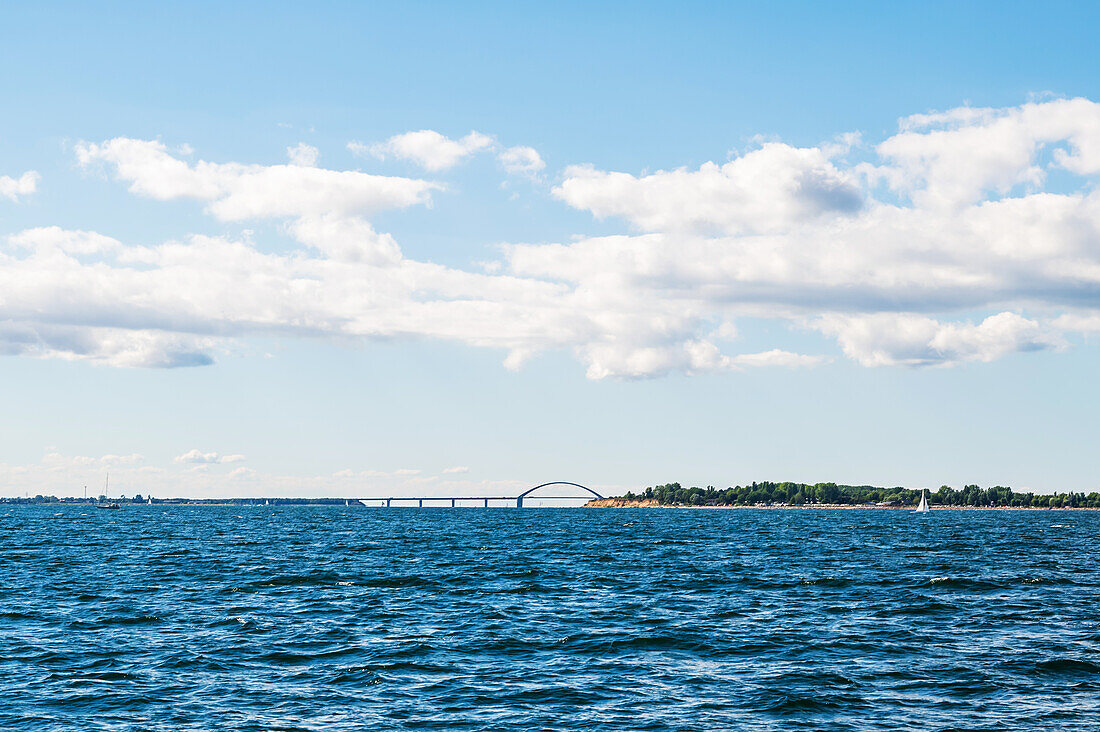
xmin=360 ymin=495 xmax=596 ymax=507
xmin=369 ymin=496 xmax=589 ymax=501
xmin=361 ymin=483 xmax=602 ymax=507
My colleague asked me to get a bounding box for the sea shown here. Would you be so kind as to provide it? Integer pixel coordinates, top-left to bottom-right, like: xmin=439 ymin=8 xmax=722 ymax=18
xmin=2 ymin=505 xmax=1099 ymax=731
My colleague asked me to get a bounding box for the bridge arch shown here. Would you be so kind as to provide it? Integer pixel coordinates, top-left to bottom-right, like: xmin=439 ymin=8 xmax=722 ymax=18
xmin=516 ymin=481 xmax=602 ymax=507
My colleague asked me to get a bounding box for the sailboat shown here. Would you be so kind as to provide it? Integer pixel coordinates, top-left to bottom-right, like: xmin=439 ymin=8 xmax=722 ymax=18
xmin=96 ymin=472 xmax=122 ymax=509
xmin=915 ymin=489 xmax=930 ymax=513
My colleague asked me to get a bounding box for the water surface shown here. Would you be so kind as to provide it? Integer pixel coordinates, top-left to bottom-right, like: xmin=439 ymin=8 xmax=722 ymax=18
xmin=2 ymin=506 xmax=1099 ymax=730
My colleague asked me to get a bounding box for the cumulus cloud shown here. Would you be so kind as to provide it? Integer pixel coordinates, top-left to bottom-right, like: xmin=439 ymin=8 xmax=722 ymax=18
xmin=5 ymin=99 xmax=1100 ymax=378
xmin=286 ymin=142 xmax=319 ymax=167
xmin=286 ymin=214 xmax=401 ymax=265
xmin=498 ymin=145 xmax=545 ymax=177
xmin=9 ymin=226 xmax=122 ymax=255
xmin=874 ymin=98 xmax=1100 ymax=208
xmin=76 ymin=137 xmax=436 ymax=220
xmin=553 ymin=143 xmax=862 ymax=235
xmin=350 ymin=130 xmax=546 ymax=177
xmin=0 ymin=171 xmax=39 ymax=201
xmin=350 ymin=130 xmax=494 ymax=171
xmin=1052 ymin=312 xmax=1100 ymax=333
xmin=0 ymin=321 xmax=215 ymax=368
xmin=174 ymin=449 xmax=246 ymax=464
xmin=579 ymin=340 xmax=824 ymax=380
xmin=815 ymin=312 xmax=1064 ymax=367
xmin=442 ymin=466 xmax=470 ymax=474
xmin=729 ymin=349 xmax=829 ymax=369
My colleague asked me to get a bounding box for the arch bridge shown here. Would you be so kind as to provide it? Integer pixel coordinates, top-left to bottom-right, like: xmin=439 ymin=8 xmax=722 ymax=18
xmin=371 ymin=481 xmax=602 ymax=508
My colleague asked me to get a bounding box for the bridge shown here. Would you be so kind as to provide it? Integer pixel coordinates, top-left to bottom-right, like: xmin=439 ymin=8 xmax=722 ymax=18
xmin=366 ymin=482 xmax=602 ymax=508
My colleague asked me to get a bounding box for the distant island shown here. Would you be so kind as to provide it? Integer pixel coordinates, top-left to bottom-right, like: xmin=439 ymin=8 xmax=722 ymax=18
xmin=586 ymin=482 xmax=1100 ymax=509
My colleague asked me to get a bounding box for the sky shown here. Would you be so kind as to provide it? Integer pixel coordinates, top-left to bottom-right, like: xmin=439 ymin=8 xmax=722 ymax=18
xmin=1 ymin=1 xmax=1099 ymax=499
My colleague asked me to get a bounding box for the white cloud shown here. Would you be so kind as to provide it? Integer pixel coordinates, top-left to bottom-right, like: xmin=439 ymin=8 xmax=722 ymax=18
xmin=286 ymin=142 xmax=319 ymax=167
xmin=498 ymin=145 xmax=545 ymax=177
xmin=579 ymin=340 xmax=823 ymax=380
xmin=442 ymin=466 xmax=470 ymax=474
xmin=10 ymin=226 xmax=121 ymax=255
xmin=351 ymin=130 xmax=494 ymax=171
xmin=174 ymin=449 xmax=245 ymax=464
xmin=76 ymin=137 xmax=437 ymax=220
xmin=0 ymin=321 xmax=215 ymax=368
xmin=1053 ymin=312 xmax=1100 ymax=333
xmin=729 ymin=349 xmax=828 ymax=369
xmin=862 ymin=98 xmax=1100 ymax=212
xmin=553 ymin=142 xmax=862 ymax=235
xmin=285 ymin=214 xmax=401 ymax=265
xmin=815 ymin=312 xmax=1063 ymax=367
xmin=0 ymin=171 xmax=39 ymax=201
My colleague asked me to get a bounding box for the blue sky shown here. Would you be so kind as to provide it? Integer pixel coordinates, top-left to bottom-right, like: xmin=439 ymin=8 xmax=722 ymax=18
xmin=1 ymin=1 xmax=1099 ymax=498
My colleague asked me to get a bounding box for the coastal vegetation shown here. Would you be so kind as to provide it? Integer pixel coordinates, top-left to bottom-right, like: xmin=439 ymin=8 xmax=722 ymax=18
xmin=616 ymin=482 xmax=1100 ymax=508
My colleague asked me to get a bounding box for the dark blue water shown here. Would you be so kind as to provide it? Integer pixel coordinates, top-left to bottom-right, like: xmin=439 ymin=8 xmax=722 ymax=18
xmin=2 ymin=506 xmax=1100 ymax=731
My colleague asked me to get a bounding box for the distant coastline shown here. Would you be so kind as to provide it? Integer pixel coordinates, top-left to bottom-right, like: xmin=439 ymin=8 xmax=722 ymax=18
xmin=584 ymin=482 xmax=1100 ymax=510
xmin=7 ymin=480 xmax=1099 ymax=510
xmin=584 ymin=498 xmax=1098 ymax=510
xmin=0 ymin=497 xmax=365 ymax=506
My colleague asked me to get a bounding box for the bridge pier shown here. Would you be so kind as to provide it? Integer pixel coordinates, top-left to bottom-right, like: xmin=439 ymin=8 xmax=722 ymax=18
xmin=483 ymin=498 xmax=488 ymax=507
xmin=385 ymin=498 xmax=391 ymax=507
xmin=517 ymin=496 xmax=523 ymax=508
xmin=418 ymin=499 xmax=423 ymax=507
xmin=451 ymin=498 xmax=456 ymax=507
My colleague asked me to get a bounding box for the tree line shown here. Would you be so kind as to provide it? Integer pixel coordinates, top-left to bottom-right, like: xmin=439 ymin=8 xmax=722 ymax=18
xmin=620 ymin=482 xmax=1100 ymax=508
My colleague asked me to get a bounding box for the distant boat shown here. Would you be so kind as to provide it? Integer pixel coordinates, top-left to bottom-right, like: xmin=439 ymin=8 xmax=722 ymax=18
xmin=915 ymin=489 xmax=930 ymax=513
xmin=346 ymin=500 xmax=350 ymax=507
xmin=96 ymin=472 xmax=122 ymax=510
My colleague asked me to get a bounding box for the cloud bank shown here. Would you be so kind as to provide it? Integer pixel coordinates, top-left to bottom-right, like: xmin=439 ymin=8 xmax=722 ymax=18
xmin=3 ymin=98 xmax=1100 ymax=377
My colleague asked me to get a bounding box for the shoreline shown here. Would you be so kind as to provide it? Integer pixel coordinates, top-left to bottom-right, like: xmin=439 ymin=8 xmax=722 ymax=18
xmin=584 ymin=499 xmax=1100 ymax=511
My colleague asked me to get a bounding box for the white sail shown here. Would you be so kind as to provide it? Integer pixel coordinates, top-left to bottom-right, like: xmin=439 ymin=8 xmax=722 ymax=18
xmin=916 ymin=489 xmax=930 ymax=513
